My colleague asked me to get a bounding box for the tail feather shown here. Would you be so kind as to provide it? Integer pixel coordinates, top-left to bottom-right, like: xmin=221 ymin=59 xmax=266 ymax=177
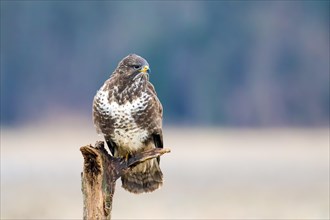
xmin=121 ymin=158 xmax=163 ymax=194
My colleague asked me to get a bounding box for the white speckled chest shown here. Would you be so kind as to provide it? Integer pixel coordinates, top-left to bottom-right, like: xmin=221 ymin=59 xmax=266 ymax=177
xmin=94 ymin=85 xmax=151 ymax=151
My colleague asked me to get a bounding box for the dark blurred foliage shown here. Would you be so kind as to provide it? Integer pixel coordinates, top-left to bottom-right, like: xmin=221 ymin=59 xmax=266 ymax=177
xmin=1 ymin=1 xmax=329 ymax=126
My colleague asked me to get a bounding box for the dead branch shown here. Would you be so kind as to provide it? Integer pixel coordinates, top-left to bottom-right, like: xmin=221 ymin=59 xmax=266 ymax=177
xmin=80 ymin=141 xmax=170 ymax=220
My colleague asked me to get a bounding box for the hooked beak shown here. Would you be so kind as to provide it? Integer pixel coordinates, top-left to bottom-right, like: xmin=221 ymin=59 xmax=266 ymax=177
xmin=140 ymin=65 xmax=150 ymax=73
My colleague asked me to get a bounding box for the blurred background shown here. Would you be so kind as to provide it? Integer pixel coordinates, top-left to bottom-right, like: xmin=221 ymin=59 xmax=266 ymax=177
xmin=1 ymin=1 xmax=329 ymax=219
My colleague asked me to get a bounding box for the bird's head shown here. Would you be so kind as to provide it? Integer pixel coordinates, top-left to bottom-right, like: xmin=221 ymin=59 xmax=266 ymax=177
xmin=115 ymin=54 xmax=150 ymax=82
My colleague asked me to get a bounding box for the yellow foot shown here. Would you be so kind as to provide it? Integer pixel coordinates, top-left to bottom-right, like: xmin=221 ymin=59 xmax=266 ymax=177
xmin=125 ymin=153 xmax=129 ymax=162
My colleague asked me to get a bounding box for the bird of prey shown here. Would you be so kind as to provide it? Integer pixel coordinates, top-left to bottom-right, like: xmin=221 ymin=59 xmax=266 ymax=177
xmin=93 ymin=54 xmax=164 ymax=194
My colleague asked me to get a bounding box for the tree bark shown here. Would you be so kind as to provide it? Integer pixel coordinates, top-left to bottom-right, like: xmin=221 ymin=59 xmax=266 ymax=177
xmin=80 ymin=141 xmax=170 ymax=220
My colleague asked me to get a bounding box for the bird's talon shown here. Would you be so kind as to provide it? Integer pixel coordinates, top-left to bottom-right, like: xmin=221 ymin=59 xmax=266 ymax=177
xmin=125 ymin=153 xmax=129 ymax=162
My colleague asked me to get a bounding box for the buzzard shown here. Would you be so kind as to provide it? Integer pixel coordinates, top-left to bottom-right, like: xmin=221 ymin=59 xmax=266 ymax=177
xmin=93 ymin=54 xmax=164 ymax=194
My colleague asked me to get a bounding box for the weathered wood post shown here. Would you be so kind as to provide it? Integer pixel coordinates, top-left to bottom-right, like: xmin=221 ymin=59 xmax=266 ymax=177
xmin=80 ymin=141 xmax=170 ymax=220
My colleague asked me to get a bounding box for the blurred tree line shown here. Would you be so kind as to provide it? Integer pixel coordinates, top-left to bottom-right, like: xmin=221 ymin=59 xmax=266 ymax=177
xmin=1 ymin=1 xmax=329 ymax=126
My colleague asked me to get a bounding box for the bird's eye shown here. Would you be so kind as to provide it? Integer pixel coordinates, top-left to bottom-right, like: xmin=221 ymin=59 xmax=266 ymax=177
xmin=133 ymin=65 xmax=141 ymax=69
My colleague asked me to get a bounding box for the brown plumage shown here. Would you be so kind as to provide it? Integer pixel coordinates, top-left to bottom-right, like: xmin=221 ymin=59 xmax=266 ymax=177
xmin=93 ymin=54 xmax=164 ymax=193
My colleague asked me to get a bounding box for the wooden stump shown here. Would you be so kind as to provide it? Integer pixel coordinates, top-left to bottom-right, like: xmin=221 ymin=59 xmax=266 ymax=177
xmin=80 ymin=141 xmax=170 ymax=220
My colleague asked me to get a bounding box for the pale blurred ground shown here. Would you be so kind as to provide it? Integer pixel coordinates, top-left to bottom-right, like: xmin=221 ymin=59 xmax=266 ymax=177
xmin=1 ymin=116 xmax=329 ymax=219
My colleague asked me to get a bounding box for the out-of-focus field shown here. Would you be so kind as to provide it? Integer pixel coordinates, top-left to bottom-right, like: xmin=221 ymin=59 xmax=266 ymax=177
xmin=1 ymin=117 xmax=329 ymax=219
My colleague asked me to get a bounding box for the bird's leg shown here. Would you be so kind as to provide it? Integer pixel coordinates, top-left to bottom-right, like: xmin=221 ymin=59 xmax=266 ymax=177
xmin=124 ymin=153 xmax=131 ymax=162
xmin=120 ymin=150 xmax=132 ymax=165
xmin=119 ymin=153 xmax=130 ymax=169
